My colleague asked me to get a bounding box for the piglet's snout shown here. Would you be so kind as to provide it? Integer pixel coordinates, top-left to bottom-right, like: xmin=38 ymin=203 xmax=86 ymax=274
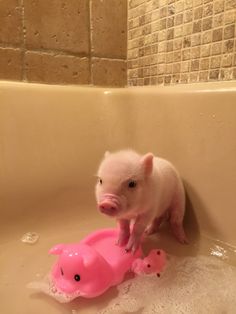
xmin=98 ymin=194 xmax=120 ymax=216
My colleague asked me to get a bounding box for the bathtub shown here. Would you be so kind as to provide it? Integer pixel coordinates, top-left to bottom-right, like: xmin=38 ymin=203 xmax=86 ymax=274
xmin=0 ymin=81 xmax=236 ymax=313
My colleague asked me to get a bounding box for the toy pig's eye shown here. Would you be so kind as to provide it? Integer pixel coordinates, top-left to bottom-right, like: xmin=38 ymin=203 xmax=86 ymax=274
xmin=98 ymin=178 xmax=103 ymax=185
xmin=74 ymin=274 xmax=81 ymax=282
xmin=60 ymin=268 xmax=64 ymax=275
xmin=128 ymin=180 xmax=137 ymax=188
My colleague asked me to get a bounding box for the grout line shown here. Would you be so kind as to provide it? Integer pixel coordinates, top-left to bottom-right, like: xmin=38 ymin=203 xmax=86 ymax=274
xmin=0 ymin=44 xmax=127 ymax=62
xmin=89 ymin=0 xmax=94 ymax=85
xmin=88 ymin=0 xmax=93 ymax=85
xmin=20 ymin=0 xmax=26 ymax=81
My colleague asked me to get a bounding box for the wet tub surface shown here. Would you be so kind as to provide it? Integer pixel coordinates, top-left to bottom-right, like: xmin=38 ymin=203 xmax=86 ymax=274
xmin=0 ymin=81 xmax=236 ymax=313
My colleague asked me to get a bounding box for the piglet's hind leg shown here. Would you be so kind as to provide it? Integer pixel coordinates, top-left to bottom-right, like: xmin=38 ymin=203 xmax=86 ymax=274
xmin=169 ymin=184 xmax=188 ymax=244
xmin=145 ymin=215 xmax=164 ymax=235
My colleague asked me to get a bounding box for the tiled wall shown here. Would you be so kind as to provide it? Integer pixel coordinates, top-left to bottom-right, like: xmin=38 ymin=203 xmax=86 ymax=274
xmin=128 ymin=0 xmax=236 ymax=85
xmin=0 ymin=0 xmax=127 ymax=87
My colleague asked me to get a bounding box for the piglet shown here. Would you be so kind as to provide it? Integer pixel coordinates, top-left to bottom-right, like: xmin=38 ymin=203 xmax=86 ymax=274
xmin=95 ymin=149 xmax=188 ymax=253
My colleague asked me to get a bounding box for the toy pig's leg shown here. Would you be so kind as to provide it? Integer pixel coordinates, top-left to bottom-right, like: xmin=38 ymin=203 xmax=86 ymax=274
xmin=117 ymin=219 xmax=130 ymax=246
xmin=169 ymin=183 xmax=188 ymax=244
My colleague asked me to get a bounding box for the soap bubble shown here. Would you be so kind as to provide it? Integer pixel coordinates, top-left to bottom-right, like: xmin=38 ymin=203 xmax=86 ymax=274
xmin=21 ymin=232 xmax=40 ymax=244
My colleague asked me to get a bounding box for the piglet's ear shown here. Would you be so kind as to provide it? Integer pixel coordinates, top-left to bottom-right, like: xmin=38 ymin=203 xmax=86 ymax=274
xmin=49 ymin=244 xmax=65 ymax=255
xmin=140 ymin=153 xmax=154 ymax=176
xmin=104 ymin=151 xmax=110 ymax=158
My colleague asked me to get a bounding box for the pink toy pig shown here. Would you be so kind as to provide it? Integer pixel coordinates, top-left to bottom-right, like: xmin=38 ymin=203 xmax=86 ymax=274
xmin=48 ymin=229 xmax=142 ymax=298
xmin=132 ymin=249 xmax=166 ymax=276
xmin=95 ymin=149 xmax=188 ymax=253
xmin=49 ymin=243 xmax=114 ymax=298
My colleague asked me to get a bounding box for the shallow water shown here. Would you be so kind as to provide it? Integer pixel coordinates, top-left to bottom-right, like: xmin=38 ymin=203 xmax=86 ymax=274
xmin=1 ymin=207 xmax=236 ymax=314
xmin=97 ymin=254 xmax=236 ymax=314
xmin=28 ymin=234 xmax=236 ymax=313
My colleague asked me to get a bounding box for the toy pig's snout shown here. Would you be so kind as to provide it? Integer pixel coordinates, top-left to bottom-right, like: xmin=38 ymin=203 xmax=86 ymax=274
xmin=98 ymin=194 xmax=120 ymax=216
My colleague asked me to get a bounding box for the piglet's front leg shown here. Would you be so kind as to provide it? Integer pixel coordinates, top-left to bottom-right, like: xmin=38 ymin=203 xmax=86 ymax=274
xmin=117 ymin=219 xmax=130 ymax=246
xmin=125 ymin=213 xmax=151 ymax=253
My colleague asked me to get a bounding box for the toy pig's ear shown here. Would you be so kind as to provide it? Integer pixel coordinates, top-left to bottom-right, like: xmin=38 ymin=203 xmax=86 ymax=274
xmin=104 ymin=151 xmax=110 ymax=158
xmin=49 ymin=244 xmax=65 ymax=255
xmin=140 ymin=153 xmax=154 ymax=176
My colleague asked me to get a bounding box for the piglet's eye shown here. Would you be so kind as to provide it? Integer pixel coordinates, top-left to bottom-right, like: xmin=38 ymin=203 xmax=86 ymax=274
xmin=98 ymin=178 xmax=102 ymax=185
xmin=128 ymin=180 xmax=137 ymax=188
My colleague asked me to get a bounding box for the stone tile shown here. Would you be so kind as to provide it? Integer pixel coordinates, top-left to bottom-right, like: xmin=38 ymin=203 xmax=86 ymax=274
xmin=92 ymin=58 xmax=127 ymax=87
xmin=167 ymin=16 xmax=174 ymax=27
xmin=25 ymin=51 xmax=90 ymax=85
xmin=209 ymin=69 xmax=220 ymax=79
xmin=194 ymin=7 xmax=203 ymax=20
xmin=212 ymin=42 xmax=222 ymax=55
xmin=213 ymin=13 xmax=224 ymax=28
xmin=201 ymin=44 xmax=211 ymax=57
xmin=173 ymin=62 xmax=181 ymax=73
xmin=191 ymin=59 xmax=200 ymax=71
xmin=24 ymin=0 xmax=89 ymax=54
xmin=202 ymin=30 xmax=212 ymax=44
xmin=0 ymin=47 xmax=22 ymax=80
xmin=0 ymin=0 xmax=22 ymax=45
xmin=180 ymin=73 xmax=189 ymax=83
xmin=192 ymin=34 xmax=201 ymax=46
xmin=193 ymin=20 xmax=202 ymax=33
xmin=200 ymin=58 xmax=210 ymax=70
xmin=220 ymin=68 xmax=233 ymax=80
xmin=222 ymin=54 xmax=233 ymax=67
xmin=214 ymin=0 xmax=224 ymax=14
xmin=199 ymin=71 xmax=209 ymax=81
xmin=191 ymin=46 xmax=201 ymax=58
xmin=129 ymin=0 xmax=145 ymax=9
xmin=164 ymin=75 xmax=171 ymax=84
xmin=223 ymin=40 xmax=234 ymax=53
xmin=184 ymin=10 xmax=193 ymax=23
xmin=172 ymin=74 xmax=180 ymax=83
xmin=212 ymin=28 xmax=223 ymax=42
xmin=210 ymin=56 xmax=221 ymax=69
xmin=173 ymin=51 xmax=181 ymax=62
xmin=193 ymin=0 xmax=203 ymax=6
xmin=181 ymin=60 xmax=190 ymax=72
xmin=183 ymin=37 xmax=191 ymax=48
xmin=182 ymin=49 xmax=191 ymax=61
xmin=225 ymin=0 xmax=236 ymax=10
xmin=175 ymin=13 xmax=183 ymax=25
xmin=203 ymin=3 xmax=213 ymax=17
xmin=224 ymin=24 xmax=235 ymax=39
xmin=189 ymin=72 xmax=198 ymax=82
xmin=225 ymin=10 xmax=236 ymax=25
xmin=202 ymin=17 xmax=212 ymax=31
xmin=233 ymin=67 xmax=236 ymax=79
xmin=144 ymin=77 xmax=151 ymax=85
xmin=92 ymin=0 xmax=127 ymax=58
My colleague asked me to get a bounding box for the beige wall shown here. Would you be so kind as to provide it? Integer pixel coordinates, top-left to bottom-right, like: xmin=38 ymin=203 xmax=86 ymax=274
xmin=128 ymin=0 xmax=236 ymax=86
xmin=0 ymin=0 xmax=127 ymax=87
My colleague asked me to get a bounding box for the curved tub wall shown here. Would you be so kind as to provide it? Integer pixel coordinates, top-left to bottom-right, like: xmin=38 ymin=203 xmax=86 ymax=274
xmin=1 ymin=81 xmax=235 ymax=245
xmin=0 ymin=81 xmax=236 ymax=314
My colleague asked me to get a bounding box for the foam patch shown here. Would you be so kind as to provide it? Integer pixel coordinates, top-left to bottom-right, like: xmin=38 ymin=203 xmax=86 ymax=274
xmin=98 ymin=255 xmax=236 ymax=314
xmin=27 ymin=275 xmax=79 ymax=303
